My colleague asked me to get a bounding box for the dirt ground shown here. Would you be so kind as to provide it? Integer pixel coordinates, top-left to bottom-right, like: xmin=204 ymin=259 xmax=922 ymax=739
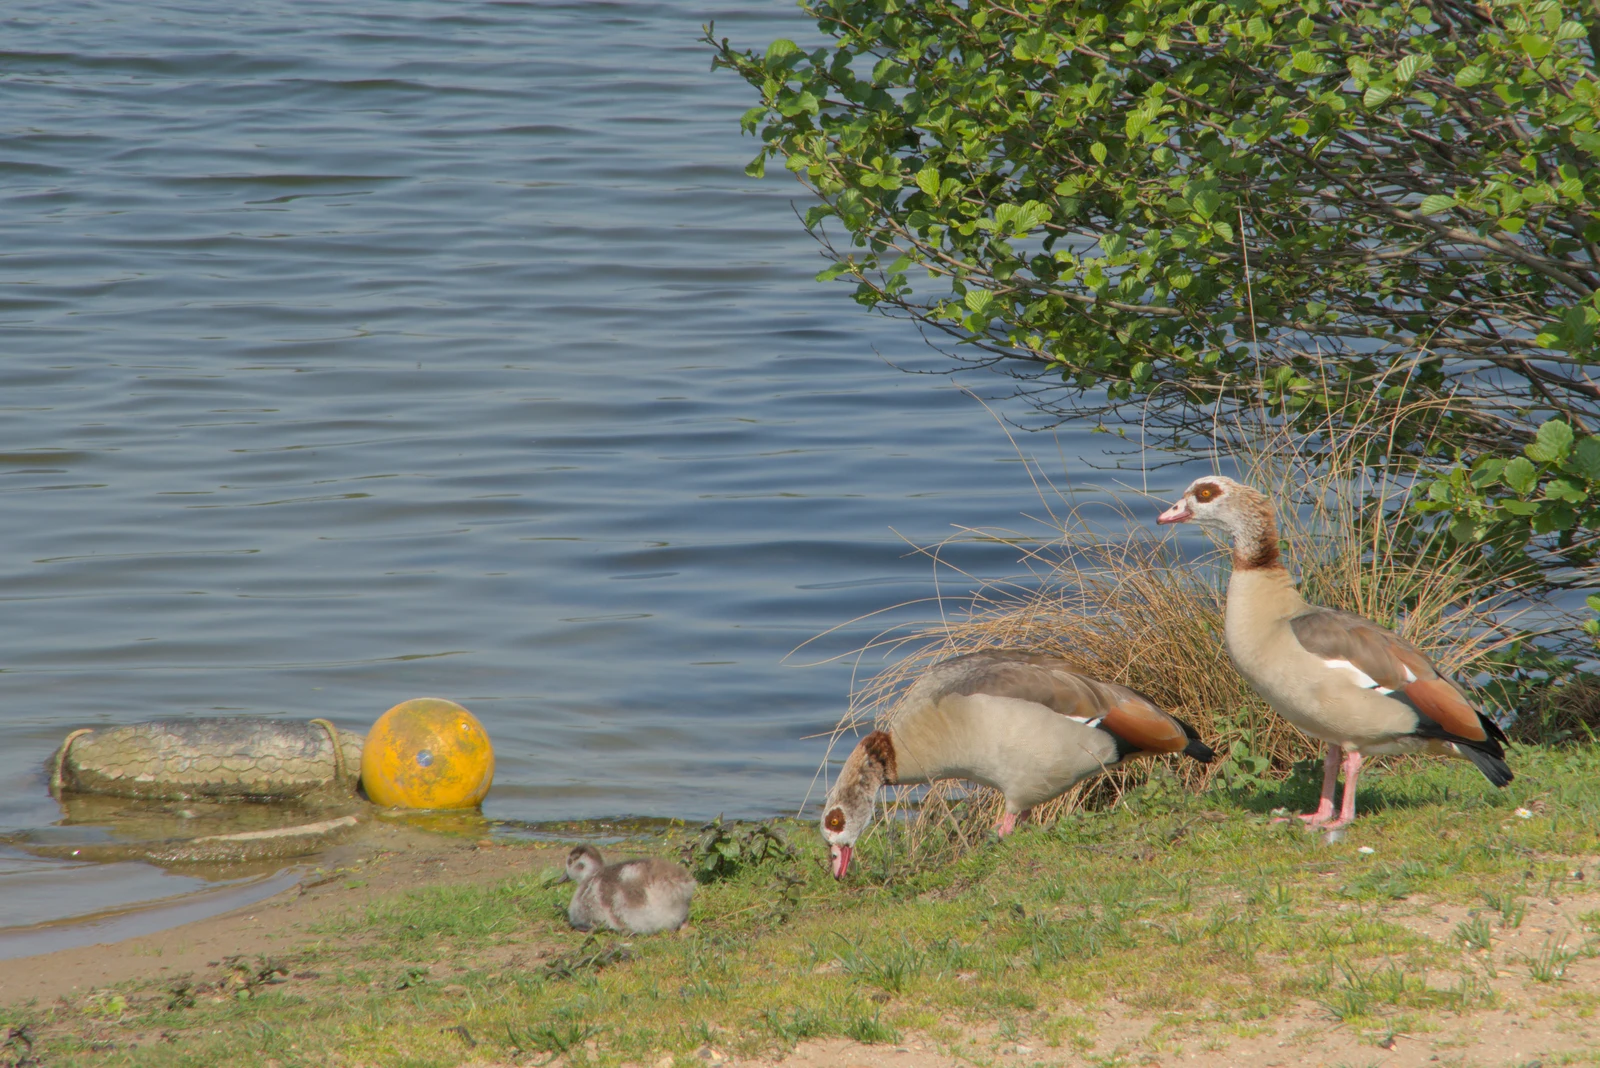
xmin=0 ymin=823 xmax=564 ymax=1006
xmin=6 ymin=837 xmax=1600 ymax=1067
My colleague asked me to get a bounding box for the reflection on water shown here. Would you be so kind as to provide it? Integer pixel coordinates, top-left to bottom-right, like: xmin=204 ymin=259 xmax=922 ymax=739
xmin=0 ymin=0 xmax=1154 ymax=917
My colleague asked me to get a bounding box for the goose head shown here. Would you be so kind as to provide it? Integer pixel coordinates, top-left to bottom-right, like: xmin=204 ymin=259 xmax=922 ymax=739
xmin=563 ymin=844 xmax=604 ymax=884
xmin=1157 ymin=476 xmax=1279 ymax=566
xmin=820 ymin=730 xmax=895 ymax=879
xmin=820 ymin=788 xmax=874 ymax=880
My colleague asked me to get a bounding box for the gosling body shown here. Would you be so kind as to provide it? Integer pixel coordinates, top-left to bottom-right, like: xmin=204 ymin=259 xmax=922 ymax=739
xmin=563 ymin=845 xmax=695 ymax=934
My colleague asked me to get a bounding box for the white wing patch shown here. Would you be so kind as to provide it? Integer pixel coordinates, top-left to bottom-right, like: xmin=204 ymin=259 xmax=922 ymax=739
xmin=1063 ymin=715 xmax=1105 ymax=728
xmin=1322 ymin=658 xmax=1394 ymax=695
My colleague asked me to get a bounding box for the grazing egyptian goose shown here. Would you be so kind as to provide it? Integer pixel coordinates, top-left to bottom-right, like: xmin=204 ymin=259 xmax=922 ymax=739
xmin=819 ymin=650 xmax=1214 ymax=878
xmin=561 ymin=845 xmax=696 ymax=934
xmin=1156 ymin=475 xmax=1512 ymax=829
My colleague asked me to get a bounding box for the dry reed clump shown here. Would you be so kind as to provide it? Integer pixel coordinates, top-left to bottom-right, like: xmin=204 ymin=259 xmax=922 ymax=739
xmin=1510 ymin=673 xmax=1600 ymax=745
xmin=825 ymin=414 xmax=1540 ymax=868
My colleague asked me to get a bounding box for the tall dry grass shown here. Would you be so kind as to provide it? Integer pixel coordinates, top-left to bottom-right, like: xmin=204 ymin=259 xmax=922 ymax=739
xmin=822 ymin=407 xmax=1544 ymax=867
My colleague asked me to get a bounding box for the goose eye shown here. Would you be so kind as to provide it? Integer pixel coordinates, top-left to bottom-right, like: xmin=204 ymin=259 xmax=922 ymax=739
xmin=824 ymin=808 xmax=846 ymax=832
xmin=1194 ymin=483 xmax=1220 ymax=503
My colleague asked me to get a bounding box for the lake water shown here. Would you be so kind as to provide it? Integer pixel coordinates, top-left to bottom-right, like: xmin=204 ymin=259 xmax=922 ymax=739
xmin=0 ymin=0 xmax=1159 ymax=876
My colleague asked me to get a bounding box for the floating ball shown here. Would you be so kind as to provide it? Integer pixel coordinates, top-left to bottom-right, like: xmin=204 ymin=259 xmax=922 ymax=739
xmin=361 ymin=698 xmax=494 ymax=810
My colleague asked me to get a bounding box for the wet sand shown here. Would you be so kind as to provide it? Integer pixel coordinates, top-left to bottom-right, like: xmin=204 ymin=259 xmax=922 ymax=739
xmin=0 ymin=822 xmax=562 ymax=1006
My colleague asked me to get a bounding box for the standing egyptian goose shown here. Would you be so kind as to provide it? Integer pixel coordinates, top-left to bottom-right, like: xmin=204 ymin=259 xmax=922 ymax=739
xmin=1156 ymin=476 xmax=1512 ymax=829
xmin=561 ymin=845 xmax=696 ymax=934
xmin=819 ymin=650 xmax=1214 ymax=878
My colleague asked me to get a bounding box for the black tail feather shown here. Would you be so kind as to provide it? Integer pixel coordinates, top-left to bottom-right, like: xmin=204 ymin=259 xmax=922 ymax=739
xmin=1173 ymin=715 xmax=1214 ymax=764
xmin=1459 ymin=743 xmax=1514 ymax=788
xmin=1480 ymin=710 xmax=1511 ymax=746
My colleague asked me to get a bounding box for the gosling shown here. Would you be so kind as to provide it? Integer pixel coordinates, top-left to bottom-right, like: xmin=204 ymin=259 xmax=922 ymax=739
xmin=561 ymin=844 xmax=695 ymax=934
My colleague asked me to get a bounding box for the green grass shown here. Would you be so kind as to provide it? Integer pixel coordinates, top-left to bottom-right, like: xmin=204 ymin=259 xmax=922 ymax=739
xmin=8 ymin=742 xmax=1600 ymax=1067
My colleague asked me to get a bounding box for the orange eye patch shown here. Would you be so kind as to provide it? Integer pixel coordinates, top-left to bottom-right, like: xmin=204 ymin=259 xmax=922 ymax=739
xmin=824 ymin=808 xmax=846 ymax=832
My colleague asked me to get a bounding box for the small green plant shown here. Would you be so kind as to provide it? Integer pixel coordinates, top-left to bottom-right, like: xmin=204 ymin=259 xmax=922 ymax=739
xmin=166 ymin=975 xmax=197 ymax=1011
xmin=1340 ymin=862 xmax=1430 ymax=901
xmin=82 ymin=992 xmax=128 ymax=1020
xmin=1213 ymin=734 xmax=1275 ymax=795
xmin=2 ymin=1024 xmax=38 ymax=1068
xmin=539 ymin=936 xmax=634 ymax=980
xmin=507 ymin=1019 xmax=602 ymax=1064
xmin=684 ymin=817 xmax=797 ymax=883
xmin=1524 ymin=939 xmax=1577 ymax=983
xmin=396 ymin=966 xmax=430 ymax=990
xmin=833 ymin=937 xmax=926 ymax=993
xmin=218 ymin=955 xmax=288 ymax=999
xmin=1482 ymin=890 xmax=1527 ymax=929
xmin=762 ymin=1007 xmax=830 ymax=1045
xmin=1456 ymin=916 xmax=1493 ymax=953
xmin=843 ymin=1010 xmax=898 ymax=1045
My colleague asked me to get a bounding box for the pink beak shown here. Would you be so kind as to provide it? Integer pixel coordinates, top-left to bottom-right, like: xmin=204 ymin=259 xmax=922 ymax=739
xmin=1156 ymin=499 xmax=1193 ymax=525
xmin=830 ymin=844 xmax=852 ymax=879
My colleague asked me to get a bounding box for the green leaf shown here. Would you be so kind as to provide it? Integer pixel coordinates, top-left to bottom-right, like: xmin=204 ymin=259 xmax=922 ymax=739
xmin=915 ymin=166 xmax=941 ymax=197
xmin=1545 ymin=478 xmax=1587 ymax=504
xmin=1418 ymin=194 xmax=1454 ymax=216
xmin=1291 ymin=49 xmax=1323 ymax=74
xmin=744 ymin=153 xmax=766 ymax=179
xmin=1394 ymin=53 xmax=1429 ymax=84
xmin=965 ymin=289 xmax=993 ymax=313
xmin=1525 ymin=419 xmax=1574 ymax=463
xmin=1090 ymin=142 xmax=1107 ymax=165
xmin=1566 ymin=437 xmax=1600 ymax=481
xmin=1363 ymin=85 xmax=1393 ymax=108
xmin=1502 ymin=456 xmax=1538 ymax=495
xmin=1499 ymin=498 xmax=1541 ymax=516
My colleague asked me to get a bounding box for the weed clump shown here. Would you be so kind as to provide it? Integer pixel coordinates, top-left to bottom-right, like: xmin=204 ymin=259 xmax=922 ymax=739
xmin=683 ymin=817 xmax=796 ymax=884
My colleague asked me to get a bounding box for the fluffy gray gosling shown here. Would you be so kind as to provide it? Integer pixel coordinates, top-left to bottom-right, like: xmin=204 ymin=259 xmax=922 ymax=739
xmin=561 ymin=844 xmax=695 ymax=935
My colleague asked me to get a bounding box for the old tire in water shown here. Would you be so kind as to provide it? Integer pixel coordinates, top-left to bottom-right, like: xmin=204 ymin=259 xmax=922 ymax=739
xmin=49 ymin=718 xmax=364 ymax=802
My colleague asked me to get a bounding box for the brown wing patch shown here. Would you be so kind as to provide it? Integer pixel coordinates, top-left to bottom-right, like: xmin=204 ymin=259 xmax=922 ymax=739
xmin=1403 ymin=678 xmax=1487 ymax=741
xmin=1098 ymin=699 xmax=1188 ymax=754
xmin=861 ymin=730 xmax=898 ymax=783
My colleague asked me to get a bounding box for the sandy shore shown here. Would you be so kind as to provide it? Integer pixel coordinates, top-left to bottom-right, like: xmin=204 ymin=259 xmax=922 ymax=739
xmin=0 ymin=822 xmax=563 ymax=1007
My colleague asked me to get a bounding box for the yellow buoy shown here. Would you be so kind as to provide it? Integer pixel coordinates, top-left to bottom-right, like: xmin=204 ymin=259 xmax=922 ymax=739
xmin=361 ymin=698 xmax=494 ymax=810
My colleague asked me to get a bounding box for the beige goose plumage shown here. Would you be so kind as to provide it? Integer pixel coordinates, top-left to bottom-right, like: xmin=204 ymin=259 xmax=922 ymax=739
xmin=1157 ymin=475 xmax=1512 ymax=829
xmin=819 ymin=650 xmax=1214 ymax=878
xmin=562 ymin=845 xmax=696 ymax=934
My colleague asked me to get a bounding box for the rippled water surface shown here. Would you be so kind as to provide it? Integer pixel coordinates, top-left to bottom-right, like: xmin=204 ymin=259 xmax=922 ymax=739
xmin=0 ymin=0 xmax=1143 ymax=841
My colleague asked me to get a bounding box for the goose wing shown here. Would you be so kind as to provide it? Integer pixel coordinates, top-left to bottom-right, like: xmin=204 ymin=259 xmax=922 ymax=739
xmin=1287 ymin=609 xmax=1504 ymax=745
xmin=926 ymin=651 xmax=1199 ymax=756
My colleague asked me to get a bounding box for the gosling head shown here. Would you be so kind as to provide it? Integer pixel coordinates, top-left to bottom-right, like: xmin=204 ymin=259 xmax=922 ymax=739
xmin=820 ymin=730 xmax=895 ymax=879
xmin=562 ymin=844 xmax=604 ymax=884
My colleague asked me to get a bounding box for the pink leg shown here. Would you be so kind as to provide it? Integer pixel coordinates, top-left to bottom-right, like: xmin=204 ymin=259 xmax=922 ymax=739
xmin=1298 ymin=745 xmax=1341 ymax=826
xmin=1321 ymin=750 xmax=1364 ymax=831
xmin=1274 ymin=745 xmax=1339 ymax=826
xmin=995 ymin=809 xmax=1029 ymax=837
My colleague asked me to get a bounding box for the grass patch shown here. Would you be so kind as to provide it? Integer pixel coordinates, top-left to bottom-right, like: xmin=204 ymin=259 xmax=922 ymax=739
xmin=8 ymin=746 xmax=1600 ymax=1066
